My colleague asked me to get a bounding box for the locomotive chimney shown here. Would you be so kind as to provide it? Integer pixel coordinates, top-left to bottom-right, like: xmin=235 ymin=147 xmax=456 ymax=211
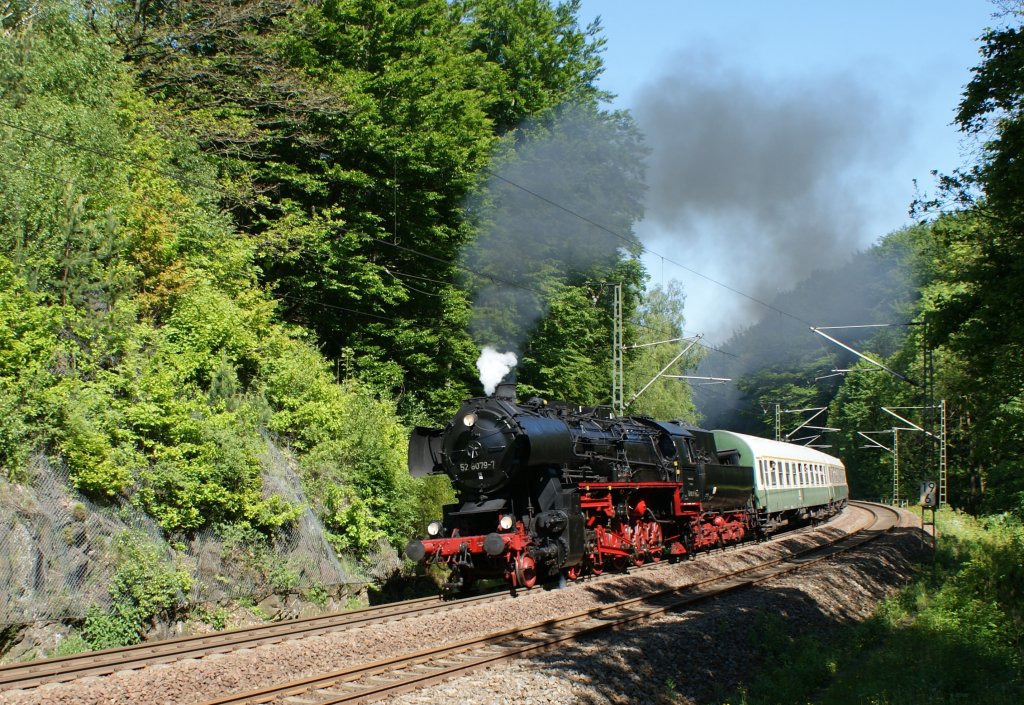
xmin=494 ymin=382 xmax=517 ymax=401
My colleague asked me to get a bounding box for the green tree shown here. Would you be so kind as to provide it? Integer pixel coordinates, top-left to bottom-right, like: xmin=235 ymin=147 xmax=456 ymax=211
xmin=458 ymin=0 xmax=609 ymax=133
xmin=914 ymin=8 xmax=1024 ymax=514
xmin=106 ymin=0 xmax=498 ymax=419
xmin=624 ymin=281 xmax=701 ymax=421
xmin=0 ymin=3 xmax=379 ymax=541
xmin=828 ymin=359 xmax=914 ymax=501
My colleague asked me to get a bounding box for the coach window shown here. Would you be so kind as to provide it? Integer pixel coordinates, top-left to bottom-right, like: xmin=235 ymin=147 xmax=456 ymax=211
xmin=770 ymin=460 xmax=777 ymax=487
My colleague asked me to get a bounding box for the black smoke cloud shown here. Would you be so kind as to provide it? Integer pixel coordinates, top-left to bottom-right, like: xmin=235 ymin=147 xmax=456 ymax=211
xmin=465 ymin=104 xmax=646 ymax=352
xmin=633 ymin=50 xmax=907 ymax=332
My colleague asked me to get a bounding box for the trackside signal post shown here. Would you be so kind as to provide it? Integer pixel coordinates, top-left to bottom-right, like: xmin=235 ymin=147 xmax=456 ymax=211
xmin=920 ymin=480 xmax=937 ymax=550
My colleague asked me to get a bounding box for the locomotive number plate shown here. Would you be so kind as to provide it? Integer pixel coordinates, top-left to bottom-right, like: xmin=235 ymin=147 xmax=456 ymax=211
xmin=460 ymin=460 xmax=496 ymax=473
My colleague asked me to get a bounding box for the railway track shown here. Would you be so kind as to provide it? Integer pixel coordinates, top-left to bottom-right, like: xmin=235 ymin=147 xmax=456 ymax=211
xmin=0 ymin=592 xmax=509 ymax=691
xmin=0 ymin=528 xmax=720 ymax=692
xmin=2 ymin=501 xmax=846 ymax=695
xmin=0 ymin=503 xmax=884 ymax=701
xmin=193 ymin=501 xmax=897 ymax=705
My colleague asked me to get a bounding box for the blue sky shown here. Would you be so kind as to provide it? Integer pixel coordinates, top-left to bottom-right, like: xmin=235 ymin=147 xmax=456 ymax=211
xmin=577 ymin=0 xmax=1000 ymax=341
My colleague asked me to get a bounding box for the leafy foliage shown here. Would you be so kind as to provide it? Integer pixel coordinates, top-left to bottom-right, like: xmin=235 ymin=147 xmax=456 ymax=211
xmin=458 ymin=0 xmax=609 ymax=134
xmin=263 ymin=341 xmax=415 ymax=552
xmin=624 ymin=281 xmax=701 ymax=421
xmin=722 ymin=510 xmax=1024 ymax=705
xmin=0 ymin=1 xmax=467 ymax=554
xmin=909 ymin=7 xmax=1024 ymax=515
xmin=82 ymin=531 xmax=192 ymax=649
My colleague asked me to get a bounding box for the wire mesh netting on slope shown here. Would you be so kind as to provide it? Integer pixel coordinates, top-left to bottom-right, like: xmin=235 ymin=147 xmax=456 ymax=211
xmin=0 ymin=451 xmax=401 ymax=628
xmin=0 ymin=456 xmax=137 ymax=626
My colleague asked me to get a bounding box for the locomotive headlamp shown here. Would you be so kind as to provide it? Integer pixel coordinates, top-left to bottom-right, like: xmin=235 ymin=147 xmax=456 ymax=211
xmin=498 ymin=514 xmax=514 ymax=531
xmin=462 ymin=413 xmax=477 ymax=427
xmin=426 ymin=520 xmax=443 ymax=537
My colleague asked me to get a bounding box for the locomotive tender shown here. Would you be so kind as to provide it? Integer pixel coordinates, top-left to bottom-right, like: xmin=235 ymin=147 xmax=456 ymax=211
xmin=406 ymin=384 xmax=848 ymax=593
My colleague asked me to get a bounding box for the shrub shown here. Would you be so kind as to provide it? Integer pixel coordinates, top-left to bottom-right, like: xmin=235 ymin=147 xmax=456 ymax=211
xmin=81 ymin=532 xmax=192 ymax=649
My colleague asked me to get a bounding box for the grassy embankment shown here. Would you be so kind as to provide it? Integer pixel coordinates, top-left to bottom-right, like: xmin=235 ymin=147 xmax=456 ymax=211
xmin=720 ymin=508 xmax=1024 ymax=705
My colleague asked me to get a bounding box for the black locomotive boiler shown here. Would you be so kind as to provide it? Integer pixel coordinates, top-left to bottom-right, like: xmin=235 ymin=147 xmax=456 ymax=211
xmin=406 ymin=384 xmax=758 ymax=592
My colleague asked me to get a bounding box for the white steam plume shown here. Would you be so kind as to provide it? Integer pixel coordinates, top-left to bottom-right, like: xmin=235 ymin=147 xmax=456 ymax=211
xmin=476 ymin=347 xmax=518 ymax=396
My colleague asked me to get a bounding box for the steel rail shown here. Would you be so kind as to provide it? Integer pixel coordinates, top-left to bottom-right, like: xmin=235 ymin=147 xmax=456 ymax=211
xmin=0 ymin=592 xmax=505 ymax=690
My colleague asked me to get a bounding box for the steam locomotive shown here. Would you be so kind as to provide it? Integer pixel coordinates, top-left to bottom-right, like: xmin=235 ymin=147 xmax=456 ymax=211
xmin=406 ymin=384 xmax=848 ymax=593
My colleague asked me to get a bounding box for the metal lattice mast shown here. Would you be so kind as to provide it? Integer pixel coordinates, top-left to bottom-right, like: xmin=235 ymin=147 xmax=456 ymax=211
xmin=923 ymin=330 xmax=938 ymax=503
xmin=892 ymin=429 xmax=900 ymax=505
xmin=939 ymin=399 xmax=948 ymax=507
xmin=611 ymin=284 xmax=624 ymax=417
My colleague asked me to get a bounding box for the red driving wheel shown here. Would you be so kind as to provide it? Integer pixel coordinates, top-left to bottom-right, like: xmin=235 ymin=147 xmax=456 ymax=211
xmin=514 ymin=554 xmax=537 ymax=589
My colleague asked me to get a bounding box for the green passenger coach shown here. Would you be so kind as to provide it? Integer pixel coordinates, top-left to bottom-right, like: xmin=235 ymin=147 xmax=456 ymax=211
xmin=713 ymin=429 xmax=849 ymax=529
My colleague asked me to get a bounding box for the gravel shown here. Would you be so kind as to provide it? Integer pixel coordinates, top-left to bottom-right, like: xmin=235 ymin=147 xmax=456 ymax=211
xmin=0 ymin=506 xmax=928 ymax=705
